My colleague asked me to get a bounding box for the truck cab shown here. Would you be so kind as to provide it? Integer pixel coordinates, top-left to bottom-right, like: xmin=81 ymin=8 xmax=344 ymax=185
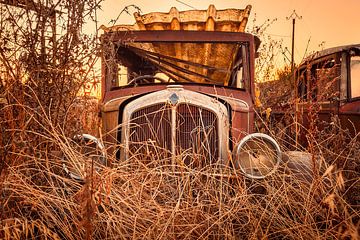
xmin=296 ymin=44 xmax=360 ymax=138
xmin=98 ymin=5 xmax=281 ymax=179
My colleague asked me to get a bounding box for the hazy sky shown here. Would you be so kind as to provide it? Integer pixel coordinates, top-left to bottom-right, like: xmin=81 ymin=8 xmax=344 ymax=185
xmin=92 ymin=0 xmax=360 ymax=69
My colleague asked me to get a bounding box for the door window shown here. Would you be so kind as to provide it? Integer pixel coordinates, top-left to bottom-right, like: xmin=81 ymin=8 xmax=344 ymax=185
xmin=314 ymin=59 xmax=340 ymax=101
xmin=350 ymin=56 xmax=360 ymax=98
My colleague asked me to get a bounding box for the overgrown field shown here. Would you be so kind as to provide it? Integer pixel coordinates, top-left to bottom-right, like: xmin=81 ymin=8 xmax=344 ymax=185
xmin=0 ymin=97 xmax=359 ymax=239
xmin=0 ymin=1 xmax=359 ymax=239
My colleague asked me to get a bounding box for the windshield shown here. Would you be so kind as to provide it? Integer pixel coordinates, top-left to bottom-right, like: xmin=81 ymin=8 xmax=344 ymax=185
xmin=103 ymin=41 xmax=250 ymax=89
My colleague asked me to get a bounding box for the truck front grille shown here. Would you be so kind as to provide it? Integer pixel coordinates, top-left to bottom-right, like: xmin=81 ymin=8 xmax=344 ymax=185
xmin=128 ymin=103 xmax=219 ymax=162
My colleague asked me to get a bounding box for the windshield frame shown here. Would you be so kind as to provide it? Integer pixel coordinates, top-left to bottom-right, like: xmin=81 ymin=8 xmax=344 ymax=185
xmin=100 ymin=30 xmax=258 ymax=99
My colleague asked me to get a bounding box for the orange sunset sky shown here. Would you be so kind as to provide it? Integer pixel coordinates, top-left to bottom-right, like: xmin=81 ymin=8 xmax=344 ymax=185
xmin=90 ymin=0 xmax=360 ymax=69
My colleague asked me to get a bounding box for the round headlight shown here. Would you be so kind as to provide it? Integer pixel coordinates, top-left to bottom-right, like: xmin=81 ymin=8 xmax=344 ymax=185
xmin=235 ymin=133 xmax=281 ymax=179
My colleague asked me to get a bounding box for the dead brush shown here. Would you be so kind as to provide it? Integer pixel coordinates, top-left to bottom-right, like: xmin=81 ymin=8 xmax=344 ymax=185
xmin=1 ymin=106 xmax=359 ymax=239
xmin=256 ymin=104 xmax=359 ymax=239
xmin=0 ymin=1 xmax=359 ymax=238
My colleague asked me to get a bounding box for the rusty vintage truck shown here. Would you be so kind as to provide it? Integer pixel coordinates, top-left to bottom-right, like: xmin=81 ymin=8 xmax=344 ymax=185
xmin=64 ymin=5 xmax=312 ymax=181
xmin=296 ymin=44 xmax=360 ymax=138
xmin=266 ymin=44 xmax=360 ymax=145
xmin=95 ymin=5 xmax=284 ymax=179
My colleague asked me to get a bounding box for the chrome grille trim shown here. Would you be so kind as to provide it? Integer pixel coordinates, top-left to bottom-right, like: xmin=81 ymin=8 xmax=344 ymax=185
xmin=122 ymin=88 xmax=229 ymax=161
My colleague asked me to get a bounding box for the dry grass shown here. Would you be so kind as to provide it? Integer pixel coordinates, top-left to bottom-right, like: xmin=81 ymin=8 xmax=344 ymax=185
xmin=0 ymin=2 xmax=358 ymax=238
xmin=1 ymin=104 xmax=359 ymax=239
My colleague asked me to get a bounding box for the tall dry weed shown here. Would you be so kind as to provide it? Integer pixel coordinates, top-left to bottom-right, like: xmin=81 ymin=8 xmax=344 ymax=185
xmin=0 ymin=2 xmax=359 ymax=239
xmin=0 ymin=103 xmax=359 ymax=239
xmin=256 ymin=61 xmax=360 ymax=239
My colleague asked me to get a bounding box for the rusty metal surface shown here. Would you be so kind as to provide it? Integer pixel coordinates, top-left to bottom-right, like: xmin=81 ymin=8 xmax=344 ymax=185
xmin=102 ymin=83 xmax=252 ymax=105
xmin=101 ymin=30 xmax=257 ymax=100
xmin=298 ymin=45 xmax=360 ymax=135
xmin=265 ymin=44 xmax=360 ymax=142
xmin=101 ymin=83 xmax=253 ymax=148
xmin=100 ymin=5 xmax=258 ymax=158
xmin=101 ymin=4 xmax=253 ymax=86
xmin=340 ymin=100 xmax=360 ymax=114
xmin=300 ymin=44 xmax=360 ymax=65
xmin=102 ymin=5 xmax=251 ymax=33
xmin=102 ymin=30 xmax=258 ymax=43
xmin=339 ymin=101 xmax=360 ymax=137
